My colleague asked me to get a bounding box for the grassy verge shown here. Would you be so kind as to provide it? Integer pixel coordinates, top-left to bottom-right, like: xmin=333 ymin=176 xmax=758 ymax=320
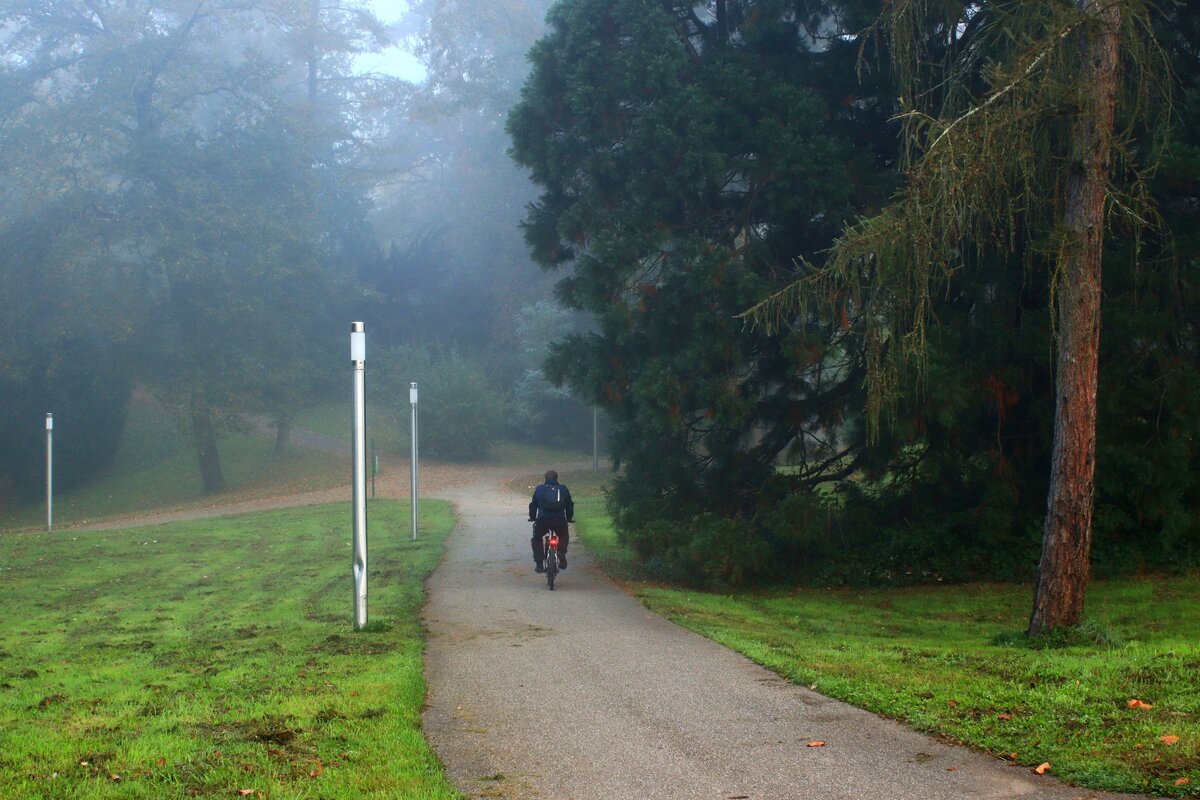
xmin=295 ymin=404 xmax=406 ymax=456
xmin=0 ymin=500 xmax=461 ymax=799
xmin=2 ymin=400 xmax=345 ymax=532
xmin=575 ymin=505 xmax=1200 ymax=797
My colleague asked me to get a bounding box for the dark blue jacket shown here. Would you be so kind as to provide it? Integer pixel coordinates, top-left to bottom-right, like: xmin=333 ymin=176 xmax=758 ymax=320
xmin=530 ymin=480 xmax=574 ymax=521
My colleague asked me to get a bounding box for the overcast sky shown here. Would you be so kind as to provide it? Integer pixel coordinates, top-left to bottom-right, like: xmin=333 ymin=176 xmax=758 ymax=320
xmin=358 ymin=0 xmax=426 ymax=81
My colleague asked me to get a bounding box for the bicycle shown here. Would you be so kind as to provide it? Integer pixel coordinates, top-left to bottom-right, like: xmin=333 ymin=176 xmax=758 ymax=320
xmin=535 ymin=521 xmax=562 ymax=590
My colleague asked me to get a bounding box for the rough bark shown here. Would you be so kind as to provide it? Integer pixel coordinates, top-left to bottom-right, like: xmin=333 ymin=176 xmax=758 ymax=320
xmin=1028 ymin=0 xmax=1121 ymax=637
xmin=191 ymin=401 xmax=226 ymax=495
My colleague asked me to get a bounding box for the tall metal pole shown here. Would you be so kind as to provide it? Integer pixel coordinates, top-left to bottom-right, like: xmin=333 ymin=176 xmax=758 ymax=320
xmin=410 ymin=382 xmax=419 ymax=540
xmin=350 ymin=322 xmax=368 ymax=630
xmin=45 ymin=413 xmax=53 ymax=531
xmin=592 ymin=406 xmax=598 ymax=471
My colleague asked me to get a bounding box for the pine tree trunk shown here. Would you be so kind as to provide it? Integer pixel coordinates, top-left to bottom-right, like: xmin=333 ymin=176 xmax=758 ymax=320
xmin=1028 ymin=0 xmax=1121 ymax=637
xmin=191 ymin=401 xmax=226 ymax=495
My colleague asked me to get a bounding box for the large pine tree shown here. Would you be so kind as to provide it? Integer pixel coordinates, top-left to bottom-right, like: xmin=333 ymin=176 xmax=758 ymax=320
xmin=508 ymin=0 xmax=894 ymax=581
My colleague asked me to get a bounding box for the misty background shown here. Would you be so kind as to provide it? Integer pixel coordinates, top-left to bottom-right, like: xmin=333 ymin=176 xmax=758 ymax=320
xmin=0 ymin=0 xmax=588 ymax=503
xmin=3 ymin=0 xmax=1197 ymax=592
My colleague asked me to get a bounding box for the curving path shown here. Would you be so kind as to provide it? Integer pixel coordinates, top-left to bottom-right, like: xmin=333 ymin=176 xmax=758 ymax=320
xmin=422 ymin=469 xmax=1146 ymax=800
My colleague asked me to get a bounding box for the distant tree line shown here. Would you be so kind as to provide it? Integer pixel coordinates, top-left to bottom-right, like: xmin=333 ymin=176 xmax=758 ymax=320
xmin=509 ymin=0 xmax=1199 ymax=626
xmin=0 ymin=0 xmax=580 ymax=504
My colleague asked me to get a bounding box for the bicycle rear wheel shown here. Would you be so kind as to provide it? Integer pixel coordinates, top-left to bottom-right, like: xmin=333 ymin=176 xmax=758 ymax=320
xmin=546 ymin=547 xmax=557 ymax=590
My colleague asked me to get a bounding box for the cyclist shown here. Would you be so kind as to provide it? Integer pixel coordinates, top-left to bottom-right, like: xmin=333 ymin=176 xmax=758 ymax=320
xmin=528 ymin=469 xmax=574 ymax=573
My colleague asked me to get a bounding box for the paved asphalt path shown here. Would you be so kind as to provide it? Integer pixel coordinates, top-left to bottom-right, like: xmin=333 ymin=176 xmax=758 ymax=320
xmin=423 ymin=470 xmax=1148 ymax=800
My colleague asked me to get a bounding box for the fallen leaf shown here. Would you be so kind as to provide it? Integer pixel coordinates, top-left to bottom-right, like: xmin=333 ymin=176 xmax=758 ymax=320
xmin=997 ymin=713 xmax=1013 ymax=721
xmin=1127 ymin=699 xmax=1154 ymax=710
xmin=237 ymin=791 xmax=256 ymax=797
xmin=1176 ymin=778 xmax=1190 ymax=787
xmin=156 ymin=758 xmax=166 ymax=766
xmin=1009 ymin=753 xmax=1018 ymax=760
xmin=947 ymin=699 xmax=959 ymax=708
xmin=1160 ymin=735 xmax=1180 ymax=746
xmin=109 ymin=774 xmax=121 ymax=782
xmin=945 ymin=767 xmax=957 ymax=772
xmin=309 ymin=759 xmax=323 ymax=778
xmin=1034 ymin=762 xmax=1051 ymax=775
xmin=807 ymin=741 xmax=826 ymax=747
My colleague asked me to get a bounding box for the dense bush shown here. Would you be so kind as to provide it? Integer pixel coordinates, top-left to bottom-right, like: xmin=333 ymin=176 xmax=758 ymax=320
xmin=507 ymin=301 xmax=594 ymax=449
xmin=376 ymin=345 xmax=505 ymax=461
xmin=0 ymin=334 xmax=132 ymax=502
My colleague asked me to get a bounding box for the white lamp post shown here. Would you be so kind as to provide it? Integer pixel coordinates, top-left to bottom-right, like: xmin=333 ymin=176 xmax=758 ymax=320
xmin=410 ymin=382 xmax=419 ymax=541
xmin=350 ymin=323 xmax=368 ymax=629
xmin=45 ymin=413 xmax=53 ymax=531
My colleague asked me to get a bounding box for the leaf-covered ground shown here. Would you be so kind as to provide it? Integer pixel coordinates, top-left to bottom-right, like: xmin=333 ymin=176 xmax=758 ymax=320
xmin=574 ymin=495 xmax=1200 ymax=798
xmin=0 ymin=501 xmax=461 ymax=799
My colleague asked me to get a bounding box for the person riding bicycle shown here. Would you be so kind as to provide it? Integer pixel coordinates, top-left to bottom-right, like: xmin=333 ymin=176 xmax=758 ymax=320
xmin=529 ymin=469 xmax=574 ymax=573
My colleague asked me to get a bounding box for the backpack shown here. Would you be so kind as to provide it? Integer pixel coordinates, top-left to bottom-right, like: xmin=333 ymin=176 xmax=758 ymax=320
xmin=539 ymin=484 xmax=565 ymax=515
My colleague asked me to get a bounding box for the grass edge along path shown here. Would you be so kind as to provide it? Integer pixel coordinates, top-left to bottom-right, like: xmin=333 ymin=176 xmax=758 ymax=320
xmin=0 ymin=500 xmax=463 ymax=799
xmin=572 ymin=497 xmax=1199 ymax=798
xmin=1 ymin=398 xmax=347 ymax=533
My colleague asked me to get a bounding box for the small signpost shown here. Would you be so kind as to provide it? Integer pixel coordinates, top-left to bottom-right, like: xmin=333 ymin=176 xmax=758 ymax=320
xmin=350 ymin=322 xmax=368 ymax=630
xmin=410 ymin=382 xmax=419 ymax=541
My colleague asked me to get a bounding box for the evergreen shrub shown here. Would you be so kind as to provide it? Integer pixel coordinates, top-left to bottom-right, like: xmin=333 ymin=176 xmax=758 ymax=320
xmin=377 ymin=345 xmax=505 ymax=461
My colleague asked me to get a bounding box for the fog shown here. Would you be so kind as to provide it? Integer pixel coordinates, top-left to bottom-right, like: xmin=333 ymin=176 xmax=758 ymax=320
xmin=0 ymin=0 xmax=581 ymax=504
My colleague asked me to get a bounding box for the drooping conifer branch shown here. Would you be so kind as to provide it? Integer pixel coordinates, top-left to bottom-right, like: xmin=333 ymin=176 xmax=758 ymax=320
xmin=745 ymin=0 xmax=1168 ymax=439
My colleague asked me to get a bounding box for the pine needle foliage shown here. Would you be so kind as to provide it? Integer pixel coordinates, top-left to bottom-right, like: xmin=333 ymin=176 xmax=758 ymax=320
xmin=747 ymin=0 xmax=1171 ymax=435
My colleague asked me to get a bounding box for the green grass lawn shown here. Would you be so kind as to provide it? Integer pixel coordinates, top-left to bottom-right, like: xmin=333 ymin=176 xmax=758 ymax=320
xmin=2 ymin=400 xmax=346 ymax=532
xmin=295 ymin=403 xmax=406 ymax=456
xmin=575 ymin=502 xmax=1200 ymax=797
xmin=0 ymin=500 xmax=461 ymax=799
xmin=297 ymin=402 xmax=592 ymax=466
